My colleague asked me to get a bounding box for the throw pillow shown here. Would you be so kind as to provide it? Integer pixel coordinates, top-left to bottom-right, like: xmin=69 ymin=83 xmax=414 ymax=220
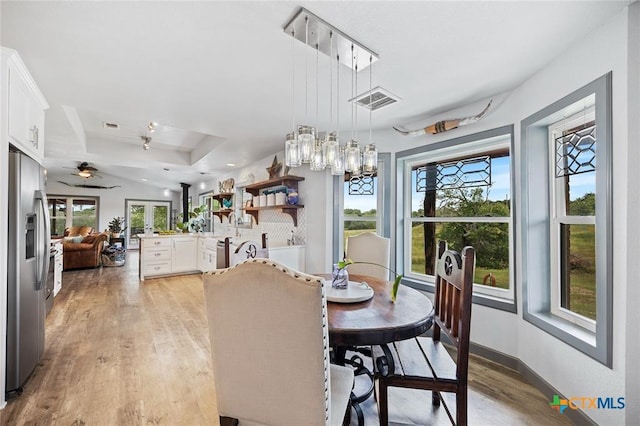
xmin=64 ymin=235 xmax=84 ymax=243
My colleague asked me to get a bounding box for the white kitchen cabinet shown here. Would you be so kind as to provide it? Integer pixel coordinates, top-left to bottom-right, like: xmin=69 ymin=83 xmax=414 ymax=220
xmin=172 ymin=237 xmax=198 ymax=273
xmin=198 ymin=237 xmax=218 ymax=272
xmin=3 ymin=47 xmax=48 ymax=164
xmin=269 ymin=245 xmax=306 ymax=272
xmin=139 ymin=235 xmax=200 ymax=280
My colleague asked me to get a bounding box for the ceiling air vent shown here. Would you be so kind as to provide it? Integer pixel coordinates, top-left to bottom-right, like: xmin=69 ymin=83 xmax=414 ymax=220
xmin=103 ymin=121 xmax=120 ymax=130
xmin=351 ymin=86 xmax=401 ymax=111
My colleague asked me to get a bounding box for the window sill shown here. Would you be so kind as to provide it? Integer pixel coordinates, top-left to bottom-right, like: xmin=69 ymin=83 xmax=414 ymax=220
xmin=523 ymin=310 xmax=602 ymax=361
xmin=401 ymin=276 xmax=517 ymax=314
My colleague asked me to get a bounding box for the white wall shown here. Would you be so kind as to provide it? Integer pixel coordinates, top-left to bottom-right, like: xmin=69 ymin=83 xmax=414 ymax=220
xmin=371 ymin=7 xmax=632 ymax=424
xmin=45 ymin=173 xmax=180 ymax=233
xmin=624 ymin=0 xmax=640 ymax=417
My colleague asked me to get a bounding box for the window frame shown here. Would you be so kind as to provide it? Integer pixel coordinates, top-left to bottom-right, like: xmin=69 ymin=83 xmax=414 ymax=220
xmin=548 ymin=107 xmax=597 ymax=331
xmin=396 ymin=125 xmax=517 ymax=313
xmin=521 ymin=72 xmax=612 ymax=367
xmin=333 ymin=153 xmax=391 ymax=264
xmin=48 ymin=195 xmax=100 ymax=235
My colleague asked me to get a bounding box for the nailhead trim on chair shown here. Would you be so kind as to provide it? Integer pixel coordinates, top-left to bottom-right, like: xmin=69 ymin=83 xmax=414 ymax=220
xmin=204 ymin=259 xmax=331 ymax=422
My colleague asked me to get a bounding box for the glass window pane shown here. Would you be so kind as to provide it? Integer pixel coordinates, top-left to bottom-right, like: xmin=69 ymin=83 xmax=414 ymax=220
xmin=153 ymin=206 xmax=168 ymax=231
xmin=411 ymin=221 xmax=510 ymax=289
xmin=560 ymin=224 xmax=596 ymax=320
xmin=412 ymin=155 xmax=510 ymax=218
xmin=566 ymin=171 xmax=596 ymax=216
xmin=344 ymin=178 xmax=378 ymax=246
xmin=129 ymin=205 xmax=146 ymax=236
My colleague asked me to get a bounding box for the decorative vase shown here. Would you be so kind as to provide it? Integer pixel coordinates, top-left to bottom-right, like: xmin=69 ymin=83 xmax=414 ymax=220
xmin=287 ymin=188 xmax=299 ymax=205
xmin=332 ymin=264 xmax=349 ymax=289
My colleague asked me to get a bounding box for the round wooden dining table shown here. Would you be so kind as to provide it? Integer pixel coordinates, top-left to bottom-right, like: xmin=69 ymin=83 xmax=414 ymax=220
xmin=321 ymin=273 xmax=434 ymax=347
xmin=318 ymin=273 xmax=434 ymax=425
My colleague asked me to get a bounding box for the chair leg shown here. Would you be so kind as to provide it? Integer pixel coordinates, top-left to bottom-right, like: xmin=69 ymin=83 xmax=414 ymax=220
xmin=378 ymin=379 xmax=389 ymax=426
xmin=456 ymin=387 xmax=468 ymax=426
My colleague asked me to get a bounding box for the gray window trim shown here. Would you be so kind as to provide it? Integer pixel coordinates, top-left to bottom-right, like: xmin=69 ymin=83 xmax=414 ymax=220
xmin=520 ymin=72 xmax=612 ymax=367
xmin=395 ymin=125 xmax=517 ymax=313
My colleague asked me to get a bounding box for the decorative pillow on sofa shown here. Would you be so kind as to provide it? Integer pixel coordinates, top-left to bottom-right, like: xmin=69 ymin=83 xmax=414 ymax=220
xmin=64 ymin=235 xmax=84 ymax=243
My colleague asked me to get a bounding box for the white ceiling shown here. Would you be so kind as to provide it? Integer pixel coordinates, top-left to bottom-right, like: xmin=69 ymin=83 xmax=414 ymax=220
xmin=0 ymin=1 xmax=632 ymax=190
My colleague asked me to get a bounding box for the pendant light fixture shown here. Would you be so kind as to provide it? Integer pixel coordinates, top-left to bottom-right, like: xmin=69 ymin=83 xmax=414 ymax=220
xmin=283 ymin=8 xmax=379 ymax=174
xmin=345 ymin=46 xmax=361 ymax=174
xmin=362 ymin=54 xmax=378 ymax=174
xmin=285 ymin=28 xmax=301 ymax=167
xmin=325 ymin=33 xmax=339 ymax=168
xmin=298 ymin=16 xmax=315 ymax=163
xmin=310 ymin=41 xmax=326 ymax=171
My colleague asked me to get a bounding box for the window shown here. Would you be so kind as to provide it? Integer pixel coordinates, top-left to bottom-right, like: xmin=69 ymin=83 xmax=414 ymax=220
xmin=521 ymin=73 xmax=612 ymax=366
xmin=397 ymin=126 xmax=515 ymax=310
xmin=550 ymin=110 xmax=597 ymax=330
xmin=343 ymin=175 xmax=378 ymax=246
xmin=48 ymin=196 xmax=99 ymax=235
xmin=333 ymin=153 xmax=391 ymax=262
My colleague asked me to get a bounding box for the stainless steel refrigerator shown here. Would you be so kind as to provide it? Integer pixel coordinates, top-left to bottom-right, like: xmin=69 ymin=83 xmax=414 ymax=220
xmin=6 ymin=145 xmax=50 ymax=395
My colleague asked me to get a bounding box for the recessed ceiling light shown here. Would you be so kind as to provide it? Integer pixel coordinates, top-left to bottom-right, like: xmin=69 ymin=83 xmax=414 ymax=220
xmin=226 ymin=163 xmax=235 ymax=167
xmin=141 ymin=178 xmax=148 ymax=182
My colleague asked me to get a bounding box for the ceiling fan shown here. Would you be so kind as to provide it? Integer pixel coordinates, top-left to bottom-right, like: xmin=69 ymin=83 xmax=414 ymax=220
xmin=65 ymin=162 xmax=102 ymax=179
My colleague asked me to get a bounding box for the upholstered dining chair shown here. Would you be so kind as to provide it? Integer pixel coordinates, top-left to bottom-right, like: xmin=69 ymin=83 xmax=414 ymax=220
xmin=374 ymin=240 xmax=476 ymax=426
xmin=222 ymin=233 xmax=269 ymax=268
xmin=345 ymin=232 xmax=391 ymax=280
xmin=203 ymin=259 xmax=354 ymax=425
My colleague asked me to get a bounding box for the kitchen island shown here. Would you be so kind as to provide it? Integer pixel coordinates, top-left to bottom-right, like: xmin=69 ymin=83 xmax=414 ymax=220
xmin=138 ymin=233 xmax=306 ymax=280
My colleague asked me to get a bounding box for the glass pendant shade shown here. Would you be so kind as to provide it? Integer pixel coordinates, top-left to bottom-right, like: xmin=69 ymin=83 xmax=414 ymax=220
xmin=331 ymin=146 xmax=346 ymax=175
xmin=285 ymin=132 xmax=302 ymax=167
xmin=309 ymin=138 xmax=326 ymax=171
xmin=298 ymin=125 xmax=315 ymax=163
xmin=362 ymin=143 xmax=378 ymax=173
xmin=324 ymin=132 xmax=339 ymax=167
xmin=345 ymin=140 xmax=361 ymax=174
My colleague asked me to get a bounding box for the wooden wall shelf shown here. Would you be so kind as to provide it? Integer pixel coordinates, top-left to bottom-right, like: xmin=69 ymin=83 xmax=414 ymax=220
xmin=212 ymin=209 xmax=233 ymax=218
xmin=241 ymin=175 xmax=305 ymax=225
xmin=243 ymin=205 xmax=304 ymax=226
xmin=244 ymin=175 xmax=305 ymax=196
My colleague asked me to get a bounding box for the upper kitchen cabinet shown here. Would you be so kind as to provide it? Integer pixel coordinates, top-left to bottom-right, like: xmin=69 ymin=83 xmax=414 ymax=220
xmin=2 ymin=47 xmax=49 ymax=164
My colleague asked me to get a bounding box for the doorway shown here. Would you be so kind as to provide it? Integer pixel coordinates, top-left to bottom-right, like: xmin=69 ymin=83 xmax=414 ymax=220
xmin=125 ymin=200 xmax=171 ymax=249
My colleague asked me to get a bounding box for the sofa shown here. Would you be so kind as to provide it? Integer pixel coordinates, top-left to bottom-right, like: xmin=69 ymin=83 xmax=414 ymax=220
xmin=63 ymin=232 xmax=109 ymax=270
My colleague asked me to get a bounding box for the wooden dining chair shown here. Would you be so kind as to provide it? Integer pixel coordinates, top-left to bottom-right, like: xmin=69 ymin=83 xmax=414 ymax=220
xmin=373 ymin=240 xmax=476 ymax=426
xmin=345 ymin=232 xmax=391 ymax=280
xmin=222 ymin=232 xmax=268 ymax=267
xmin=203 ymin=259 xmax=354 ymax=425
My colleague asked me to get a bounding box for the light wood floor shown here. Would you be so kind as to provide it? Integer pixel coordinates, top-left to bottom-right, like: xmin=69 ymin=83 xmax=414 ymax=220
xmin=2 ymin=252 xmax=571 ymax=425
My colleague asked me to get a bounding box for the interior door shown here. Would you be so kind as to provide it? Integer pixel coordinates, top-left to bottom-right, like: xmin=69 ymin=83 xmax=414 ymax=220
xmin=125 ymin=200 xmax=171 ymax=249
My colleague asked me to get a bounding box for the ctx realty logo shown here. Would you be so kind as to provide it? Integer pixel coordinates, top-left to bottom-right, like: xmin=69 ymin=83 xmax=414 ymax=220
xmin=549 ymin=394 xmax=625 ymax=414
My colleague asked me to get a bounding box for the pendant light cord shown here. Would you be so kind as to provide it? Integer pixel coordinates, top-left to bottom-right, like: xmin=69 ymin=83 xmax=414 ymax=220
xmin=337 ymin=53 xmax=340 ymax=139
xmin=351 ymin=44 xmax=354 ymax=141
xmin=369 ymin=55 xmax=372 ymax=144
xmin=291 ymin=29 xmax=295 ymax=133
xmin=305 ymin=17 xmax=309 ymax=125
xmin=316 ymin=40 xmax=319 ymax=138
xmin=329 ymin=32 xmax=333 ymax=133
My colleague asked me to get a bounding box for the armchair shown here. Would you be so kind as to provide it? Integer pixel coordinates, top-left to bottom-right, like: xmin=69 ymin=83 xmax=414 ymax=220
xmin=63 ymin=232 xmax=109 ymax=270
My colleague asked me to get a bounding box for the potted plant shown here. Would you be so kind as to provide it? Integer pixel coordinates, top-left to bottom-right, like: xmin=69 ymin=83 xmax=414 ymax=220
xmin=108 ymin=216 xmax=127 ymax=237
xmin=176 ymin=205 xmax=208 ymax=233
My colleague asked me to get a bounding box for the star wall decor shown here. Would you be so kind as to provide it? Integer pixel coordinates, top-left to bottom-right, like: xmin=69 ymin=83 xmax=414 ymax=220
xmin=266 ymin=155 xmax=282 ymax=179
